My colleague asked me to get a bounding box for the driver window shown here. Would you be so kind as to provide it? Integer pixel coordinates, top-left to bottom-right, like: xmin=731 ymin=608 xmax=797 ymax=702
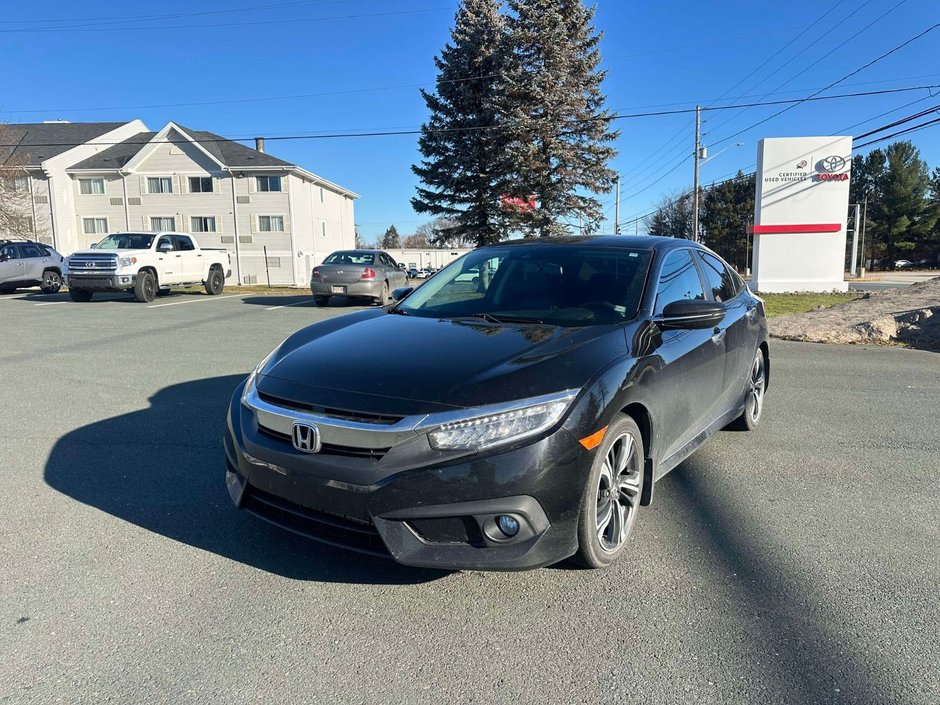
xmin=0 ymin=245 xmax=17 ymax=260
xmin=157 ymin=236 xmax=174 ymax=251
xmin=654 ymin=250 xmax=705 ymax=315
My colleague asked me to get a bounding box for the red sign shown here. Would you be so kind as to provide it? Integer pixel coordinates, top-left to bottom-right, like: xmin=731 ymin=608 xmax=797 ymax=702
xmin=500 ymin=194 xmax=537 ymax=212
xmin=814 ymin=173 xmax=849 ymax=181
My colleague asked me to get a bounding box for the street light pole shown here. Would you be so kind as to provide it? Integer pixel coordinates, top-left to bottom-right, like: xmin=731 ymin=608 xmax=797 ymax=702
xmin=614 ymin=175 xmax=621 ymax=234
xmin=692 ymin=105 xmax=701 ymax=242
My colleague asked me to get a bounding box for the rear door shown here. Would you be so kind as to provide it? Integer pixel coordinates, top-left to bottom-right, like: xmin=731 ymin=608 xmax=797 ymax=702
xmin=651 ymin=248 xmax=725 ymax=462
xmin=173 ymin=235 xmax=202 ymax=282
xmin=19 ymin=243 xmax=47 ymax=282
xmin=154 ymin=234 xmax=179 ymax=284
xmin=695 ymin=250 xmax=750 ymax=412
xmin=380 ymin=252 xmax=407 ymax=290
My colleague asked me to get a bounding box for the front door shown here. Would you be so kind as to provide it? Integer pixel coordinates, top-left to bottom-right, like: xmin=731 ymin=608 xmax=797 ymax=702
xmin=0 ymin=243 xmax=24 ymax=287
xmin=651 ymin=249 xmax=725 ymax=462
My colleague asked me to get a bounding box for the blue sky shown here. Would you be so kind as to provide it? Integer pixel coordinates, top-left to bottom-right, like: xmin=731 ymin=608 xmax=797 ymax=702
xmin=2 ymin=0 xmax=938 ymax=240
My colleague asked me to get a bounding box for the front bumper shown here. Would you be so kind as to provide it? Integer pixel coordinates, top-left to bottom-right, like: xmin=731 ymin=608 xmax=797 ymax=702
xmin=224 ymin=381 xmax=590 ymax=571
xmin=311 ymin=279 xmax=382 ymax=298
xmin=65 ymin=272 xmax=136 ymax=290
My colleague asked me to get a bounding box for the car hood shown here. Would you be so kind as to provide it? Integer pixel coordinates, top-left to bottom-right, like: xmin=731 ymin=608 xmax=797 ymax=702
xmin=68 ymin=248 xmax=150 ymax=258
xmin=257 ymin=310 xmax=630 ymax=415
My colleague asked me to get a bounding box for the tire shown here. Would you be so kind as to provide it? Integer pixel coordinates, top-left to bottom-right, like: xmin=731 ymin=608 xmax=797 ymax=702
xmin=375 ymin=281 xmax=389 ymax=306
xmin=314 ymin=296 xmax=330 ymax=306
xmin=574 ymin=414 xmax=645 ymax=569
xmin=68 ymin=288 xmax=93 ymax=302
xmin=40 ymin=270 xmax=62 ymax=294
xmin=204 ymin=267 xmax=225 ymax=295
xmin=134 ymin=270 xmax=157 ymax=303
xmin=727 ymin=348 xmax=767 ymax=431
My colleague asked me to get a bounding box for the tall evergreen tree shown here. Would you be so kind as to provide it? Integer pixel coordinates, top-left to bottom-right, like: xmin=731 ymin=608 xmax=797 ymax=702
xmin=381 ymin=225 xmax=401 ymax=249
xmin=412 ymin=0 xmax=509 ymax=247
xmin=646 ymin=192 xmax=694 ymax=239
xmin=700 ymin=172 xmax=755 ymax=270
xmin=501 ymin=0 xmax=618 ymax=237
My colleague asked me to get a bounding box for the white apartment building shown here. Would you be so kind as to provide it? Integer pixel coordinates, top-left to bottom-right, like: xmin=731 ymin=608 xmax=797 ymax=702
xmin=1 ymin=120 xmax=359 ymax=285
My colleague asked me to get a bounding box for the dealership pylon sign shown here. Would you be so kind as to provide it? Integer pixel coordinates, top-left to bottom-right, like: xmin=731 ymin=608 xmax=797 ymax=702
xmin=750 ymin=136 xmax=851 ymax=292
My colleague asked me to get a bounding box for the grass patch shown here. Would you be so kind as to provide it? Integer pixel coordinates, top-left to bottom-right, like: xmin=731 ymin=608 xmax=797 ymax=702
xmin=760 ymin=292 xmax=859 ymax=318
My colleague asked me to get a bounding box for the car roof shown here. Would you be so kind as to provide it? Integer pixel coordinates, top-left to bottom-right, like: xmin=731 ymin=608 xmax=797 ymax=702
xmin=481 ymin=235 xmax=703 ymax=252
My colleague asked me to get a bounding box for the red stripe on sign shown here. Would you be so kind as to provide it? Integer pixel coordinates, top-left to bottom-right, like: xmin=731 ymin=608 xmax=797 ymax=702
xmin=747 ymin=223 xmax=842 ymax=234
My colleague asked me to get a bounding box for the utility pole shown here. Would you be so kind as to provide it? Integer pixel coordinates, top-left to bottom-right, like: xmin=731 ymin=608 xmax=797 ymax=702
xmin=849 ymin=202 xmax=860 ymax=276
xmin=859 ymin=195 xmax=868 ymax=275
xmin=614 ymin=175 xmax=621 ymax=234
xmin=692 ymin=105 xmax=702 ymax=243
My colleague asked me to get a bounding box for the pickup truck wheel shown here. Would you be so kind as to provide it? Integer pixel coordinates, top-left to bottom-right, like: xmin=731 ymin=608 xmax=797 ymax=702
xmin=68 ymin=288 xmax=93 ymax=302
xmin=40 ymin=270 xmax=63 ymax=294
xmin=134 ymin=271 xmax=157 ymax=303
xmin=204 ymin=268 xmax=225 ymax=295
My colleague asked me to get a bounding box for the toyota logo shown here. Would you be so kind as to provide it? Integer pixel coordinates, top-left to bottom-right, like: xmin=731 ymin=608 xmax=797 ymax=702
xmin=819 ymin=155 xmax=847 ymax=173
xmin=291 ymin=422 xmax=321 ymax=453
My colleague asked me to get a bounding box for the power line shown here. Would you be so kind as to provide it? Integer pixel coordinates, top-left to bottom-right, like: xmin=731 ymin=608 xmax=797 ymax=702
xmin=855 ymin=116 xmax=940 ymax=148
xmin=855 ymin=104 xmax=940 ymax=140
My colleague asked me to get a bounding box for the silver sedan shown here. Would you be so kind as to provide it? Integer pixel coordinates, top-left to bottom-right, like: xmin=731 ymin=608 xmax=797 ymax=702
xmin=310 ymin=249 xmax=408 ymax=306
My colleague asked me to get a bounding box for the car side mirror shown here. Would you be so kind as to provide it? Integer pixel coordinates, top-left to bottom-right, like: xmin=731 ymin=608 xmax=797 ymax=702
xmin=657 ymin=300 xmax=725 ymax=330
xmin=391 ymin=287 xmax=414 ymax=302
xmin=157 ymin=242 xmax=173 ymax=252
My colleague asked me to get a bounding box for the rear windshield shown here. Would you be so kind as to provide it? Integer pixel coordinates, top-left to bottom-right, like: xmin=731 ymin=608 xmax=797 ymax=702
xmin=323 ymin=251 xmax=375 ymax=265
xmin=398 ymin=244 xmax=653 ymax=326
xmin=95 ymin=233 xmax=155 ymax=250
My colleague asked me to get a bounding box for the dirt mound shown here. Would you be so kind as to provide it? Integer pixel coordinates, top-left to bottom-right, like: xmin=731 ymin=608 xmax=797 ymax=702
xmin=769 ymin=276 xmax=940 ymax=352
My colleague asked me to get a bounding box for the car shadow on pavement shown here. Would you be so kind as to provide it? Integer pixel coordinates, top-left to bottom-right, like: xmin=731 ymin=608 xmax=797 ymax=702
xmin=238 ymin=295 xmax=374 ymax=308
xmin=43 ymin=374 xmax=446 ymax=585
xmin=658 ymin=459 xmax=887 ymax=704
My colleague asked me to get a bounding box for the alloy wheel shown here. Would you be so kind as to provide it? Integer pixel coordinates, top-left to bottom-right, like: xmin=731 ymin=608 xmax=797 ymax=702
xmin=747 ymin=352 xmax=766 ymax=424
xmin=595 ymin=432 xmax=642 ymax=552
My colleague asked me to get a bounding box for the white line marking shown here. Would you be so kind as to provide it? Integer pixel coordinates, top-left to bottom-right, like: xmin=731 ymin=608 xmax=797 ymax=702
xmin=265 ymin=298 xmax=315 ymax=311
xmin=34 ymin=301 xmax=69 ymax=306
xmin=147 ymin=294 xmax=240 ymax=308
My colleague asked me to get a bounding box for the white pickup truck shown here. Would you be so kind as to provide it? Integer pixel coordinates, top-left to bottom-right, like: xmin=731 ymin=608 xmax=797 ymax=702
xmin=65 ymin=231 xmax=232 ymax=303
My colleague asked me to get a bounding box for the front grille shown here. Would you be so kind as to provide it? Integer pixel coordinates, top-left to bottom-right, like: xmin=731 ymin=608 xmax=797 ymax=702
xmin=242 ymin=485 xmax=390 ymax=557
xmin=67 ymin=275 xmax=113 ymax=286
xmin=68 ymin=254 xmax=117 ymax=273
xmin=257 ymin=425 xmax=389 ymax=461
xmin=257 ymin=390 xmax=406 ymax=426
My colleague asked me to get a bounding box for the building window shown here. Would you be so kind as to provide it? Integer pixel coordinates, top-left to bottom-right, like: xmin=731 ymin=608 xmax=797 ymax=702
xmin=189 ymin=176 xmax=213 ymax=193
xmin=321 ymin=221 xmax=326 ymax=237
xmin=147 ymin=177 xmax=173 ymax=194
xmin=150 ymin=216 xmax=176 ymax=231
xmin=191 ymin=216 xmax=217 ymax=233
xmin=79 ymin=178 xmax=105 ymax=195
xmin=13 ymin=175 xmax=29 ymax=192
xmin=255 ymin=175 xmax=281 ymax=192
xmin=258 ymin=215 xmax=284 ymax=232
xmin=319 ymin=186 xmax=324 ymax=203
xmin=82 ymin=217 xmax=108 ymax=234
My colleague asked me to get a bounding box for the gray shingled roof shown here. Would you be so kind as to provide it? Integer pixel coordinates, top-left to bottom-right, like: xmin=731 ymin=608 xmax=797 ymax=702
xmin=0 ymin=122 xmax=128 ymax=166
xmin=69 ymin=125 xmax=295 ymax=171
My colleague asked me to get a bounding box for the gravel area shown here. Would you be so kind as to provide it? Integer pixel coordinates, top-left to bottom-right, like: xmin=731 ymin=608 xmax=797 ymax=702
xmin=770 ymin=276 xmax=940 ymax=351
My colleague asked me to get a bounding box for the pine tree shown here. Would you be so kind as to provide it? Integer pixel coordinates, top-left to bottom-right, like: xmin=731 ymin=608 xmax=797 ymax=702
xmin=381 ymin=225 xmax=401 ymax=249
xmin=700 ymin=172 xmax=755 ymax=270
xmin=646 ymin=192 xmax=694 ymax=239
xmin=500 ymin=0 xmax=618 ymax=237
xmin=412 ymin=0 xmax=509 ymax=247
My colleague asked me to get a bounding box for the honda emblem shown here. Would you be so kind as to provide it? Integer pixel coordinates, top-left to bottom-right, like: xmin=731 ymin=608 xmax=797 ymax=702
xmin=291 ymin=422 xmax=321 ymax=453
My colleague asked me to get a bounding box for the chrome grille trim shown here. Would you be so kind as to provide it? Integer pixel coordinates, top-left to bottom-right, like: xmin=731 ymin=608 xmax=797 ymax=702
xmin=68 ymin=253 xmax=118 ymax=273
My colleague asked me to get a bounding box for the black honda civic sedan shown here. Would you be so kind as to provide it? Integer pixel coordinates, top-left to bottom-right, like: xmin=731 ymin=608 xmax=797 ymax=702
xmin=224 ymin=236 xmax=769 ymax=571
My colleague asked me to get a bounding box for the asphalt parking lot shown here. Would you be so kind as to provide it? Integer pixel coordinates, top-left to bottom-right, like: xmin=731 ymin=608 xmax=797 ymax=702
xmin=1 ymin=289 xmax=938 ymax=705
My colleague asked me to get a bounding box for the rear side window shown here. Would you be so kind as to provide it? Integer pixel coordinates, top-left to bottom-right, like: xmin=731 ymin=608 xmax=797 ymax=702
xmin=655 ymin=250 xmax=705 ymax=315
xmin=174 ymin=235 xmax=195 ymax=251
xmin=20 ymin=244 xmax=44 ymax=258
xmin=696 ymin=251 xmax=737 ymax=302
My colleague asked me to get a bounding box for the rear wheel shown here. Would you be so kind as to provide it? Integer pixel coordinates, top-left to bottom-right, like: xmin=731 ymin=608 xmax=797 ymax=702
xmin=68 ymin=288 xmax=93 ymax=302
xmin=134 ymin=271 xmax=156 ymax=303
xmin=375 ymin=281 xmax=389 ymax=305
xmin=574 ymin=414 xmax=644 ymax=569
xmin=727 ymin=349 xmax=766 ymax=431
xmin=314 ymin=296 xmax=330 ymax=306
xmin=204 ymin=267 xmax=225 ymax=295
xmin=40 ymin=270 xmax=62 ymax=294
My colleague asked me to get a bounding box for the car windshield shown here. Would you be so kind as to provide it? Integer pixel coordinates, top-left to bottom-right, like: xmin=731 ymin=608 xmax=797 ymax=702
xmin=397 ymin=244 xmax=653 ymax=326
xmin=323 ymin=251 xmax=375 ymax=265
xmin=95 ymin=233 xmax=155 ymax=250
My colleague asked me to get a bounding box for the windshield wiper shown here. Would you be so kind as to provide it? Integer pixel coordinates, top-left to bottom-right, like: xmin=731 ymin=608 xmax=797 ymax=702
xmin=387 ymin=306 xmax=409 ymax=315
xmin=470 ymin=313 xmax=545 ymax=324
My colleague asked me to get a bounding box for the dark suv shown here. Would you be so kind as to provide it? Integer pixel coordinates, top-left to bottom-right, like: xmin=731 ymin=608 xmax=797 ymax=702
xmin=0 ymin=240 xmax=65 ymax=294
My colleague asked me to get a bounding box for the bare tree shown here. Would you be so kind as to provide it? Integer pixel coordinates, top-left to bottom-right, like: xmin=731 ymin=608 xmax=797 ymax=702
xmin=416 ymin=217 xmax=468 ymax=248
xmin=0 ymin=124 xmax=38 ymax=240
xmin=402 ymin=232 xmax=430 ymax=249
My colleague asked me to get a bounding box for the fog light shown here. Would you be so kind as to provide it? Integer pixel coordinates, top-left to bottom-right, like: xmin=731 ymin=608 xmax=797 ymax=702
xmin=497 ymin=515 xmax=520 ymax=537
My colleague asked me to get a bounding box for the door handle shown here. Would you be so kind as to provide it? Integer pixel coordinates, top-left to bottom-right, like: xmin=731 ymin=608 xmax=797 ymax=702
xmin=175 ymin=254 xmax=182 ymax=258
xmin=711 ymin=327 xmax=726 ymax=344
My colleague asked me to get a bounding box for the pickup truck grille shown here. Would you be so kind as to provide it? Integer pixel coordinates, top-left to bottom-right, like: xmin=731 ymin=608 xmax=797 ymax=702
xmin=68 ymin=253 xmax=118 ymax=273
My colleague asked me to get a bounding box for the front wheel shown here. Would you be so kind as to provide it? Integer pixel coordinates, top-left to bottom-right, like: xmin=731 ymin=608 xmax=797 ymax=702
xmin=727 ymin=349 xmax=766 ymax=431
xmin=68 ymin=288 xmax=93 ymax=302
xmin=574 ymin=414 xmax=645 ymax=569
xmin=40 ymin=270 xmax=62 ymax=294
xmin=204 ymin=267 xmax=225 ymax=295
xmin=134 ymin=271 xmax=157 ymax=303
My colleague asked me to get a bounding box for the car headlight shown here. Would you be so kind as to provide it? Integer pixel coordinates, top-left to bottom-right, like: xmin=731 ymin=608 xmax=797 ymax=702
xmin=118 ymin=256 xmax=137 ymax=268
xmin=426 ymin=391 xmax=578 ymax=451
xmin=241 ymin=348 xmax=278 ymax=406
